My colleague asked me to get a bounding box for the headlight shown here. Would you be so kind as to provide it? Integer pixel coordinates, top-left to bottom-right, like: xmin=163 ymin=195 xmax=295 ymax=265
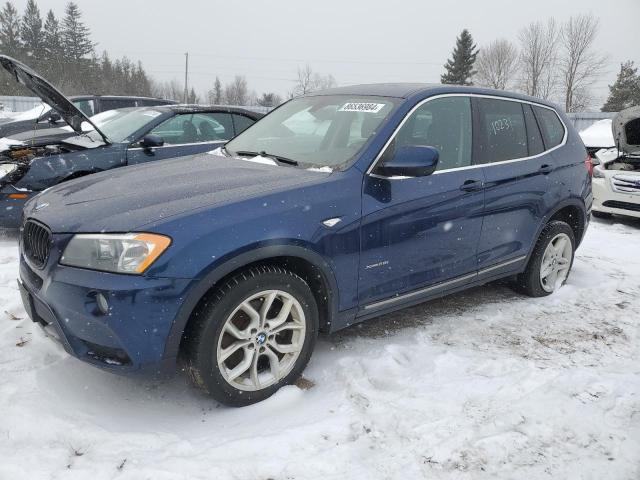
xmin=60 ymin=233 xmax=171 ymax=274
xmin=0 ymin=163 xmax=17 ymax=179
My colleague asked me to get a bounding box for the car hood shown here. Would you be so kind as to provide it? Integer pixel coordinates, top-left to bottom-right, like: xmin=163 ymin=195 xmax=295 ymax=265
xmin=25 ymin=154 xmax=331 ymax=233
xmin=0 ymin=55 xmax=108 ymax=142
xmin=612 ymin=106 xmax=640 ymax=155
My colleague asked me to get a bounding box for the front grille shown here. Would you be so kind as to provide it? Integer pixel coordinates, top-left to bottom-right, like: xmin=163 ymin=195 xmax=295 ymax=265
xmin=602 ymin=200 xmax=640 ymax=212
xmin=22 ymin=220 xmax=51 ymax=269
xmin=611 ymin=174 xmax=640 ymax=195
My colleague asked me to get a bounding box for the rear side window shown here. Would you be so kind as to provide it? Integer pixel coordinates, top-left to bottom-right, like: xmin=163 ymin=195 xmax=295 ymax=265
xmin=476 ymin=98 xmax=528 ymax=163
xmin=533 ymin=106 xmax=565 ymax=149
xmin=232 ymin=114 xmax=255 ymax=135
xmin=384 ymin=96 xmax=472 ymax=171
xmin=523 ymin=104 xmax=544 ymax=156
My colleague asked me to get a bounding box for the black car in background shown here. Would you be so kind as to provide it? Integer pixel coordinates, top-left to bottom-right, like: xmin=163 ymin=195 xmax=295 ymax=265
xmin=0 ymin=55 xmax=262 ymax=227
xmin=0 ymin=94 xmax=176 ymax=138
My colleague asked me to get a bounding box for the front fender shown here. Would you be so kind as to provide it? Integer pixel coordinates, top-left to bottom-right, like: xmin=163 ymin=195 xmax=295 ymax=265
xmin=160 ymin=243 xmax=340 ymax=363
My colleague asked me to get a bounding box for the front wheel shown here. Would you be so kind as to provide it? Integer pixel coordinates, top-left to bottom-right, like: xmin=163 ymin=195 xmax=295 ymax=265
xmin=183 ymin=266 xmax=318 ymax=407
xmin=514 ymin=221 xmax=575 ymax=297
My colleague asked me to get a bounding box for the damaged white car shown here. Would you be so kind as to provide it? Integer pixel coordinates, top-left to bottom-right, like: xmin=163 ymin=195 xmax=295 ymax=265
xmin=590 ymin=106 xmax=640 ymax=219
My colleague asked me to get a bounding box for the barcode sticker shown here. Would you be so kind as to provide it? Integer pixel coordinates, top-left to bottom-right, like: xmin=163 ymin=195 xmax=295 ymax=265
xmin=339 ymin=102 xmax=385 ymax=113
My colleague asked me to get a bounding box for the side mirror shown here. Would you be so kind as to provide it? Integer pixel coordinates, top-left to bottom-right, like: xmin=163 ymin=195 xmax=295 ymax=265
xmin=48 ymin=112 xmax=62 ymax=123
xmin=376 ymin=145 xmax=440 ymax=177
xmin=140 ymin=134 xmax=164 ymax=150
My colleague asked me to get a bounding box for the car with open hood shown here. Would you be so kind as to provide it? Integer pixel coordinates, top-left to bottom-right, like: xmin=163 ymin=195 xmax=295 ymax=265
xmin=0 ymin=55 xmax=262 ymax=227
xmin=591 ymin=106 xmax=640 ymax=219
xmin=18 ymin=83 xmax=591 ymax=406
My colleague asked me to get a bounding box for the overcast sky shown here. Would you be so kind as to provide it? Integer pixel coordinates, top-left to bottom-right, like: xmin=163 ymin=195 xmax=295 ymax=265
xmin=11 ymin=0 xmax=640 ymax=107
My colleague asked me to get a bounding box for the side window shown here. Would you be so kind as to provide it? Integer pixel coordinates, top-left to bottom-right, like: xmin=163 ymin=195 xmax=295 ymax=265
xmin=100 ymin=98 xmax=136 ymax=111
xmin=73 ymin=99 xmax=95 ymax=117
xmin=193 ymin=113 xmax=233 ymax=141
xmin=523 ymin=104 xmax=544 ymax=156
xmin=232 ymin=114 xmax=255 ymax=135
xmin=149 ymin=113 xmax=233 ymax=144
xmin=381 ymin=96 xmax=472 ymax=171
xmin=533 ymin=106 xmax=565 ymax=149
xmin=476 ymin=98 xmax=528 ymax=163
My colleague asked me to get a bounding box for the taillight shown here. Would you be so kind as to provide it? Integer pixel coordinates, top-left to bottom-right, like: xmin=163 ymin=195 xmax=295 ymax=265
xmin=585 ymin=154 xmax=594 ymax=177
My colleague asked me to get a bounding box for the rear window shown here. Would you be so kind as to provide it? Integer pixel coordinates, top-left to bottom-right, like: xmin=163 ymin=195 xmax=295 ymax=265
xmin=533 ymin=106 xmax=565 ymax=149
xmin=100 ymin=98 xmax=137 ymax=111
xmin=476 ymin=98 xmax=528 ymax=163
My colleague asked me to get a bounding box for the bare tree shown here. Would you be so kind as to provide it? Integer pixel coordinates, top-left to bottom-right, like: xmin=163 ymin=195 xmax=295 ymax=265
xmin=518 ymin=19 xmax=559 ymax=99
xmin=475 ymin=39 xmax=519 ymax=90
xmin=558 ymin=14 xmax=607 ymax=112
xmin=150 ymin=78 xmax=183 ymax=101
xmin=312 ymin=72 xmax=336 ymax=91
xmin=223 ymin=75 xmax=249 ymax=105
xmin=293 ymin=64 xmax=337 ymax=97
xmin=294 ymin=65 xmax=315 ymax=96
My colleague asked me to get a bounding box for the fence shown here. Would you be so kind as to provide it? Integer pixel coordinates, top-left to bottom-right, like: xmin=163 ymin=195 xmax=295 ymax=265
xmin=565 ymin=112 xmax=617 ymax=132
xmin=0 ymin=95 xmax=42 ymax=113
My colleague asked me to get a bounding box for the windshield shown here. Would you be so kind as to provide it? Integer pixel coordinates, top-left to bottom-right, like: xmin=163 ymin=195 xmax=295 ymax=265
xmin=88 ymin=107 xmax=164 ymax=143
xmin=225 ymin=95 xmax=399 ymax=169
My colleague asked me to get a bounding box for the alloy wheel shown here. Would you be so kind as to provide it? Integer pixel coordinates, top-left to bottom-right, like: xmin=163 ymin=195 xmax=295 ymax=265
xmin=539 ymin=233 xmax=573 ymax=293
xmin=216 ymin=290 xmax=306 ymax=391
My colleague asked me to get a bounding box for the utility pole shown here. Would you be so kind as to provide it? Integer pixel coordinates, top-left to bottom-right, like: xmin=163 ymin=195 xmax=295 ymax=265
xmin=184 ymin=52 xmax=189 ymax=103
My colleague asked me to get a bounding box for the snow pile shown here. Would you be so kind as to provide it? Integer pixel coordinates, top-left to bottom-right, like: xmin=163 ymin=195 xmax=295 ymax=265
xmin=0 ymin=219 xmax=639 ymax=479
xmin=580 ymin=119 xmax=615 ymax=148
xmin=0 ymin=137 xmax=25 ymax=152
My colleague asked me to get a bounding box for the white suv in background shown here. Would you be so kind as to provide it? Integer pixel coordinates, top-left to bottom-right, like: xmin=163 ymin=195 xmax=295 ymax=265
xmin=587 ymin=107 xmax=640 ymax=219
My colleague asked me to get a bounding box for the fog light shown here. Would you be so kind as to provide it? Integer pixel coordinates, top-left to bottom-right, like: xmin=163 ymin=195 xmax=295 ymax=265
xmin=96 ymin=292 xmax=109 ymax=315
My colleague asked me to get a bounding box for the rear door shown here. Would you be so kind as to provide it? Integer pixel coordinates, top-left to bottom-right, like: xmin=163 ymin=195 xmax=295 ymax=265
xmin=359 ymin=95 xmax=485 ymax=307
xmin=475 ymin=97 xmax=557 ymax=270
xmin=126 ymin=112 xmax=234 ymax=164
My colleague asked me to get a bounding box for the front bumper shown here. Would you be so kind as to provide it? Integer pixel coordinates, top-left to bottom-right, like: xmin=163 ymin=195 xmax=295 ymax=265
xmin=592 ymin=177 xmax=640 ymax=219
xmin=18 ymin=231 xmax=193 ymax=375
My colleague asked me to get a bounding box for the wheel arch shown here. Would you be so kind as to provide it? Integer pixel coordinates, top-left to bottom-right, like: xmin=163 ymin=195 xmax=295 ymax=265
xmin=546 ymin=200 xmax=587 ymax=246
xmin=162 ymin=245 xmax=339 ymax=363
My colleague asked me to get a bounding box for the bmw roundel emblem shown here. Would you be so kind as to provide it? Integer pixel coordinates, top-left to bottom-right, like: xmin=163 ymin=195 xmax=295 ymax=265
xmin=34 ymin=202 xmax=49 ymax=211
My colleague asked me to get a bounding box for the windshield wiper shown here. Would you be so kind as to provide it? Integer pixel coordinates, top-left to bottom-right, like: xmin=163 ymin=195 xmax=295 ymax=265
xmin=235 ymin=150 xmax=299 ymax=166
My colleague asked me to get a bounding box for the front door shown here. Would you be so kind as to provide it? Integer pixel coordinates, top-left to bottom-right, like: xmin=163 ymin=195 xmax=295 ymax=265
xmin=126 ymin=112 xmax=234 ymax=165
xmin=359 ymin=96 xmax=485 ymax=307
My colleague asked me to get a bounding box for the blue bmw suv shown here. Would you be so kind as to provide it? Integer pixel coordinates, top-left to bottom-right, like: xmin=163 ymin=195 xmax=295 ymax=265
xmin=18 ymin=84 xmax=592 ymax=406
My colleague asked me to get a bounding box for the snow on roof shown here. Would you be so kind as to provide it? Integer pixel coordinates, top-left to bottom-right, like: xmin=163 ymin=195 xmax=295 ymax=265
xmin=579 ymin=119 xmax=615 ymax=148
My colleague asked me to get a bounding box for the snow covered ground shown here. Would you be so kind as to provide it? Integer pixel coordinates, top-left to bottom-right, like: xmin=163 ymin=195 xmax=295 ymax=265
xmin=0 ymin=218 xmax=639 ymax=480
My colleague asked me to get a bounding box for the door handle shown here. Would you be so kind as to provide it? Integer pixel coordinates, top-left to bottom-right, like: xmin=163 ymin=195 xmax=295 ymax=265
xmin=460 ymin=180 xmax=484 ymax=192
xmin=539 ymin=164 xmax=554 ymax=174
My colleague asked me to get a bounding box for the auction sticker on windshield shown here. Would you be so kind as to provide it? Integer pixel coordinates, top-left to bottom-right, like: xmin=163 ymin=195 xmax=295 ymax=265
xmin=339 ymin=102 xmax=385 ymax=113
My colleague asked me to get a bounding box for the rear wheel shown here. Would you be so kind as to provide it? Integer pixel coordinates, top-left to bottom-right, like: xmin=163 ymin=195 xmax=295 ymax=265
xmin=183 ymin=266 xmax=318 ymax=407
xmin=514 ymin=221 xmax=575 ymax=297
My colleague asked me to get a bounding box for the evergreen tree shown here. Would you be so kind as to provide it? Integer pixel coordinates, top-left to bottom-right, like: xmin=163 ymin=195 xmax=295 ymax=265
xmin=213 ymin=76 xmax=222 ymax=104
xmin=441 ymin=29 xmax=478 ymax=86
xmin=602 ymin=61 xmax=640 ymax=112
xmin=0 ymin=1 xmax=22 ymax=56
xmin=20 ymin=0 xmax=43 ymax=62
xmin=62 ymin=2 xmax=93 ymax=63
xmin=42 ymin=10 xmax=64 ymax=81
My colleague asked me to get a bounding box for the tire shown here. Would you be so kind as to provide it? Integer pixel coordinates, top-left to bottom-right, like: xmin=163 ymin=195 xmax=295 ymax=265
xmin=592 ymin=211 xmax=612 ymax=219
xmin=183 ymin=265 xmax=318 ymax=407
xmin=513 ymin=221 xmax=575 ymax=298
